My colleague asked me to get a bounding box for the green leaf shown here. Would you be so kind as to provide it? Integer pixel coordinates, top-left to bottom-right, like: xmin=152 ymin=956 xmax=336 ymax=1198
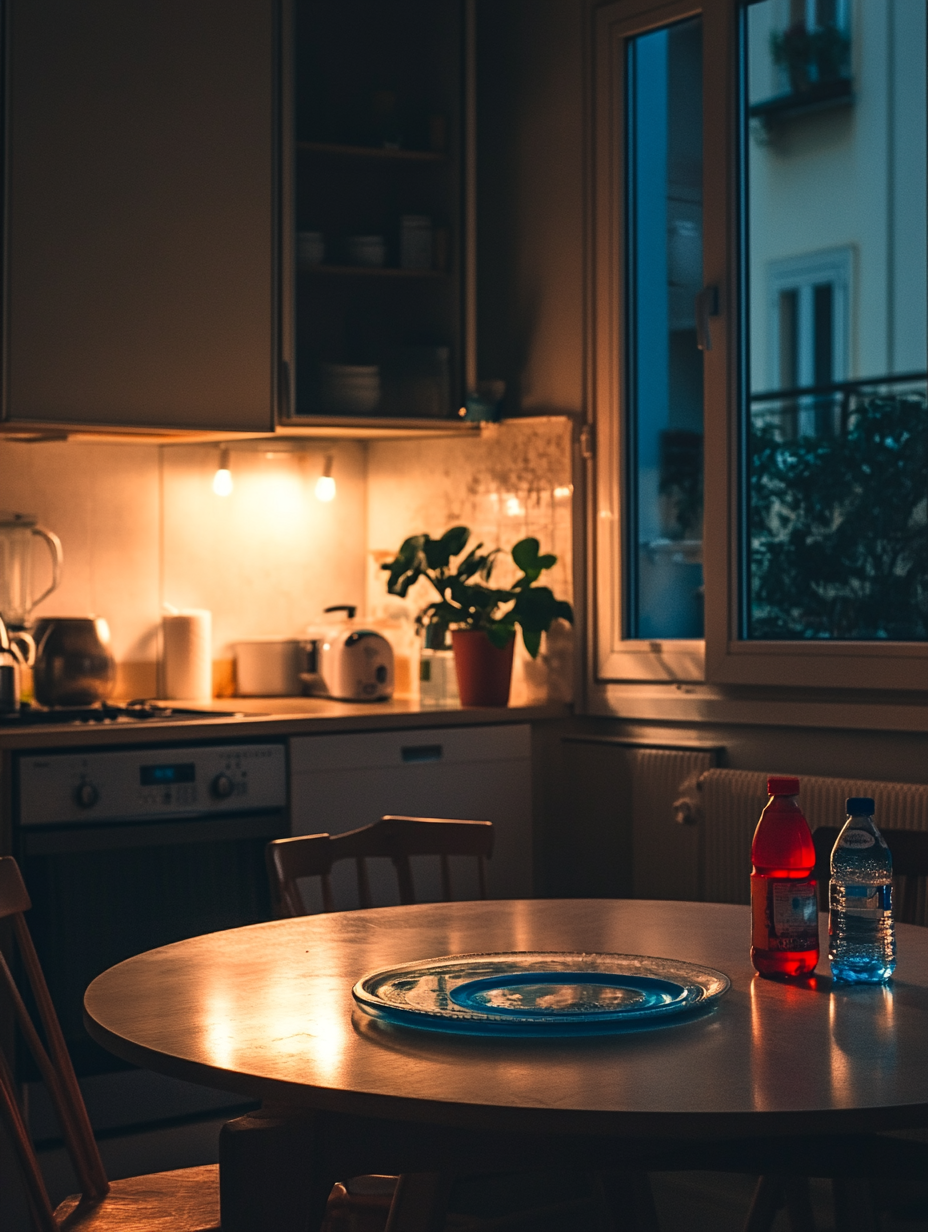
xmin=521 ymin=627 xmax=542 ymax=658
xmin=485 ymin=621 xmax=516 ymax=649
xmin=424 ymin=526 xmax=470 ymax=570
xmin=382 ymin=534 xmax=426 ymax=596
xmin=512 ymin=537 xmax=557 ymax=584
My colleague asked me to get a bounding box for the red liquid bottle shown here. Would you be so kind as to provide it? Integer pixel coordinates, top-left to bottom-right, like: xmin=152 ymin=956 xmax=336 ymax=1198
xmin=750 ymin=775 xmax=819 ymax=978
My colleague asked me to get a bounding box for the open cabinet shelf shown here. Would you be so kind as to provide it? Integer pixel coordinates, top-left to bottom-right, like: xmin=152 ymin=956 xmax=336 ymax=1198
xmin=284 ymin=0 xmax=472 ymax=431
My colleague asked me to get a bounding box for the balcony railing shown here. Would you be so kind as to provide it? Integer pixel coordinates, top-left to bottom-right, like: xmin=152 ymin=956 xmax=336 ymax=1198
xmin=749 ymin=371 xmax=928 ymax=440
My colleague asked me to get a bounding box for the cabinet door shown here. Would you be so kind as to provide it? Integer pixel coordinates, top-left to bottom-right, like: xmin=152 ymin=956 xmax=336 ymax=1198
xmin=290 ymin=726 xmax=533 ymax=905
xmin=3 ymin=1 xmax=278 ymax=431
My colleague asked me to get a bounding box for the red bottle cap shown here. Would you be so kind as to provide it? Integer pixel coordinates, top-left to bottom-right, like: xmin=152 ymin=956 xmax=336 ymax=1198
xmin=767 ymin=775 xmax=799 ymax=795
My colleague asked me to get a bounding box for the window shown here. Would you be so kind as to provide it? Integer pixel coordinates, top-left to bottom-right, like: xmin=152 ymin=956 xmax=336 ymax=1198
xmin=590 ymin=0 xmax=928 ymax=694
xmin=626 ymin=17 xmax=705 ymax=642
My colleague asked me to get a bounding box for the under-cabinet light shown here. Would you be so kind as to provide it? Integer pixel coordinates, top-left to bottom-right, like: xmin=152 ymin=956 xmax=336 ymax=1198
xmin=315 ymin=453 xmax=336 ymax=502
xmin=212 ymin=446 xmax=233 ymax=497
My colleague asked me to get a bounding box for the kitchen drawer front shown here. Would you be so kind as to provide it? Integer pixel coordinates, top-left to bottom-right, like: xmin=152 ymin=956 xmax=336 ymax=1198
xmin=289 ymin=724 xmax=531 ymax=774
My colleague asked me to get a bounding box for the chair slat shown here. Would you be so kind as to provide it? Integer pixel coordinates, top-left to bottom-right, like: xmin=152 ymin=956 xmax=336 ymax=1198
xmin=0 ymin=1041 xmax=58 ymax=1232
xmin=267 ymin=816 xmax=494 ymax=917
xmin=0 ymin=855 xmax=32 ymax=918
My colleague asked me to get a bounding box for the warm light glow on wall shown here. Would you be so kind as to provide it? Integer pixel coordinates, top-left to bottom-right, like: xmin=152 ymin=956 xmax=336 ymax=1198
xmin=315 ymin=453 xmax=336 ymax=502
xmin=212 ymin=446 xmax=233 ymax=497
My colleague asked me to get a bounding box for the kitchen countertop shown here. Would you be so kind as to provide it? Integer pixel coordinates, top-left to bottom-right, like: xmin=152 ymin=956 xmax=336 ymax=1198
xmin=0 ymin=698 xmax=571 ymax=750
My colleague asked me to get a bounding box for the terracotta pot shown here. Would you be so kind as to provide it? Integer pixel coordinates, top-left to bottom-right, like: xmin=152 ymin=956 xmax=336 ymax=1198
xmin=451 ymin=629 xmax=515 ymax=707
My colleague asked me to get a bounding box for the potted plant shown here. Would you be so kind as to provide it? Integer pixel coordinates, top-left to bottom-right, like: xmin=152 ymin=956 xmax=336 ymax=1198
xmin=382 ymin=526 xmax=573 ymax=706
xmin=770 ymin=20 xmax=850 ymax=96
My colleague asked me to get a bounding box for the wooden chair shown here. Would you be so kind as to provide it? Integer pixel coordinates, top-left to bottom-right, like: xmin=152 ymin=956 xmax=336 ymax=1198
xmin=267 ymin=818 xmax=592 ymax=1232
xmin=813 ymin=825 xmax=928 ymax=921
xmin=266 ymin=815 xmax=494 ymax=918
xmin=0 ymin=854 xmax=220 ymax=1231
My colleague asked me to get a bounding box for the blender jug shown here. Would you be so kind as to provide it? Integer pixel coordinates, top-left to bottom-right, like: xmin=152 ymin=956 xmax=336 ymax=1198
xmin=0 ymin=512 xmax=63 ymax=630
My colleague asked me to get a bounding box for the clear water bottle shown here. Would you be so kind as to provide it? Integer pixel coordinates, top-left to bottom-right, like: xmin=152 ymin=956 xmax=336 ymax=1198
xmin=828 ymin=797 xmax=896 ymax=983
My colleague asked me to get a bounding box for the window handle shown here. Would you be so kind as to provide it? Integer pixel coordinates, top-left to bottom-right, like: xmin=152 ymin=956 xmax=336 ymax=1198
xmin=695 ymin=285 xmax=720 ymax=352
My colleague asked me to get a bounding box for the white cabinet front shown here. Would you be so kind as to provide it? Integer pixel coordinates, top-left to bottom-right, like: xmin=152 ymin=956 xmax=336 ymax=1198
xmin=289 ymin=725 xmax=532 ymax=908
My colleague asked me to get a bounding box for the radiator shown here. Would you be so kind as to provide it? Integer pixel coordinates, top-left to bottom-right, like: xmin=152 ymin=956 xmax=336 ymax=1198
xmin=694 ymin=769 xmax=928 ymax=924
xmin=631 ymin=747 xmax=717 ymax=901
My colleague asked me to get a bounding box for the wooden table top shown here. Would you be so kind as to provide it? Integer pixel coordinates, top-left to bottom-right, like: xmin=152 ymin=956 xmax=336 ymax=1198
xmin=84 ymin=899 xmax=928 ymax=1139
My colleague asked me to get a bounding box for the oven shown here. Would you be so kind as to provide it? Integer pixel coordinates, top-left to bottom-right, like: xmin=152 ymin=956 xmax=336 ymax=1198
xmin=11 ymin=738 xmax=288 ymax=1138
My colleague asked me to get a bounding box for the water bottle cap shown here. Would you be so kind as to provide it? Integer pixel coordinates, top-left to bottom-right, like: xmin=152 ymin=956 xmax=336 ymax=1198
xmin=846 ymin=796 xmax=875 ymax=815
xmin=767 ymin=775 xmax=799 ymax=795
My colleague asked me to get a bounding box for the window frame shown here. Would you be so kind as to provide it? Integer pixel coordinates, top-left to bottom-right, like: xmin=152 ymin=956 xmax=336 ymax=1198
xmin=587 ymin=0 xmax=928 ymax=698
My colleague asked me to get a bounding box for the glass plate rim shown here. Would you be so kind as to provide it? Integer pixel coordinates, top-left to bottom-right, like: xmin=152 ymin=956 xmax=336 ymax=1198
xmin=352 ymin=950 xmax=731 ymax=1032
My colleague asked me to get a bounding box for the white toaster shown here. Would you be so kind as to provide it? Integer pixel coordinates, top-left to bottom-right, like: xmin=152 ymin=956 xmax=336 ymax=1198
xmin=301 ymin=607 xmax=394 ymax=702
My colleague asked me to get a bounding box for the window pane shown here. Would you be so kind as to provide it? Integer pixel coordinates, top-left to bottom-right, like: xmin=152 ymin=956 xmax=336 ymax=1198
xmin=744 ymin=0 xmax=928 ymax=641
xmin=626 ymin=18 xmax=704 ymax=640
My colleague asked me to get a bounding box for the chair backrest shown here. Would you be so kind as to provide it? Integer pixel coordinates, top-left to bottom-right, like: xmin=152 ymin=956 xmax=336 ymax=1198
xmin=266 ymin=815 xmax=494 ymax=917
xmin=0 ymin=856 xmax=109 ymax=1231
xmin=813 ymin=827 xmax=928 ymax=923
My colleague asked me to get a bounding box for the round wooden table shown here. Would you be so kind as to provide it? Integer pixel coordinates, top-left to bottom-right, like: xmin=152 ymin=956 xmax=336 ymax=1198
xmin=84 ymin=900 xmax=928 ymax=1231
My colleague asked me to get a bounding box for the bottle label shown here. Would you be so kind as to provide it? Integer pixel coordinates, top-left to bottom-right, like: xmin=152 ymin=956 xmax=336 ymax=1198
xmin=752 ymin=879 xmax=818 ymax=951
xmin=830 ymin=883 xmax=892 ymax=917
xmin=838 ymin=830 xmax=875 ymax=849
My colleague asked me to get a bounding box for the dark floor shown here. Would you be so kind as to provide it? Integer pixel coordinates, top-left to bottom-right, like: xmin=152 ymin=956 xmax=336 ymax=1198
xmin=5 ymin=1119 xmax=923 ymax=1232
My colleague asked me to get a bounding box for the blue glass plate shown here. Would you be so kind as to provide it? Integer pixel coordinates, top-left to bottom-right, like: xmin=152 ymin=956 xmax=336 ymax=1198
xmin=353 ymin=951 xmax=730 ymax=1036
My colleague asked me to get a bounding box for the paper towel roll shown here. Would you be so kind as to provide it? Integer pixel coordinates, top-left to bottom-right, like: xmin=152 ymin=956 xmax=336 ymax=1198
xmin=162 ymin=610 xmax=212 ymax=701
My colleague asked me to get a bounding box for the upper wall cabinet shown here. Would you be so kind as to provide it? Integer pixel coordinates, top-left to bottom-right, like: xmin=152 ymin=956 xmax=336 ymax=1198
xmin=3 ymin=1 xmax=278 ymax=433
xmin=279 ymin=0 xmax=474 ymax=429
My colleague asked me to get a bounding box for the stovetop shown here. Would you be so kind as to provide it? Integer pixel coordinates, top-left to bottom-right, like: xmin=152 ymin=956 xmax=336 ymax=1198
xmin=0 ymin=702 xmax=241 ymax=727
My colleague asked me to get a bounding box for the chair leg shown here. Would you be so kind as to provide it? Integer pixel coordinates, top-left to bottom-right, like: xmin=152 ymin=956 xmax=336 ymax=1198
xmin=384 ymin=1172 xmax=455 ymax=1232
xmin=597 ymin=1170 xmax=662 ymax=1232
xmin=832 ymin=1178 xmax=878 ymax=1232
xmin=781 ymin=1178 xmax=816 ymax=1232
xmin=745 ymin=1175 xmax=816 ymax=1232
xmin=744 ymin=1176 xmax=783 ymax=1232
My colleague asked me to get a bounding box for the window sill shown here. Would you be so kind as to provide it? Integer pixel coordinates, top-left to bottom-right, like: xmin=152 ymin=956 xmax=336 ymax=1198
xmin=749 ymin=77 xmax=853 ymax=129
xmin=586 ymin=680 xmax=928 ymax=733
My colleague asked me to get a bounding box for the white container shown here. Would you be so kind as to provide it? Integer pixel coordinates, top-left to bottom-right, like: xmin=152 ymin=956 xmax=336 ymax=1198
xmin=418 ymin=648 xmax=459 ymax=707
xmin=162 ymin=610 xmax=212 ymax=701
xmin=235 ymin=638 xmax=304 ymax=696
xmin=399 ymin=215 xmax=432 ymax=270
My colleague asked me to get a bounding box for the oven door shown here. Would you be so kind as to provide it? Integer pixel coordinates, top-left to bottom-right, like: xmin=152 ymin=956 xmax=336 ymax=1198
xmin=16 ymin=809 xmax=285 ymax=1084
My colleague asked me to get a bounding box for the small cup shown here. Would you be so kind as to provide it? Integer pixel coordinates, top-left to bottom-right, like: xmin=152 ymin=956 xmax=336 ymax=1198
xmin=346 ymin=235 xmax=386 ymax=268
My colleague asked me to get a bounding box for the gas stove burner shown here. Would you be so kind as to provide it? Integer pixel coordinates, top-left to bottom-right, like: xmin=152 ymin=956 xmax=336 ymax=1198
xmin=0 ymin=701 xmax=240 ymax=726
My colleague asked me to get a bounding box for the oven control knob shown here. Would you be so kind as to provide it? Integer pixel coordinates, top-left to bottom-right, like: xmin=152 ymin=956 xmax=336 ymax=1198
xmin=211 ymin=773 xmax=235 ymax=800
xmin=74 ymin=781 xmax=99 ymax=808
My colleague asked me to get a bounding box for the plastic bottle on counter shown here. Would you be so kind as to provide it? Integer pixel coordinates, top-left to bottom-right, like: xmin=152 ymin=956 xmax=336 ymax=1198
xmin=828 ymin=797 xmax=896 ymax=984
xmin=751 ymin=775 xmax=819 ymax=978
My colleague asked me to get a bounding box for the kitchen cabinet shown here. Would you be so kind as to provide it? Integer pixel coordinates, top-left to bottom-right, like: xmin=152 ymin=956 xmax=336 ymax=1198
xmin=2 ymin=0 xmax=278 ymax=433
xmin=280 ymin=0 xmax=474 ymax=427
xmin=289 ymin=725 xmax=532 ymax=905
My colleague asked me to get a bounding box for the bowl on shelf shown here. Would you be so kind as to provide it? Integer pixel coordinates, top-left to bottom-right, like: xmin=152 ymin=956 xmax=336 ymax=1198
xmin=346 ymin=234 xmax=387 ymax=268
xmin=318 ymin=363 xmax=381 ymax=415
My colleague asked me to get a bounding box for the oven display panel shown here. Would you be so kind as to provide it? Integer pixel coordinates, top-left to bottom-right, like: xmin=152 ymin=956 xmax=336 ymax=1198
xmin=139 ymin=763 xmax=196 ymax=786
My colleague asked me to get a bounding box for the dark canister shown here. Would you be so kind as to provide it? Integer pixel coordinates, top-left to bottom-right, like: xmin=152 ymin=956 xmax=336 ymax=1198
xmin=33 ymin=617 xmax=115 ymax=707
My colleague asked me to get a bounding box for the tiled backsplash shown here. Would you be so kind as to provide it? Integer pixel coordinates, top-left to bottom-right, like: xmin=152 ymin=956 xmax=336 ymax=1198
xmin=0 ymin=417 xmax=574 ymax=702
xmin=367 ymin=417 xmax=575 ymax=704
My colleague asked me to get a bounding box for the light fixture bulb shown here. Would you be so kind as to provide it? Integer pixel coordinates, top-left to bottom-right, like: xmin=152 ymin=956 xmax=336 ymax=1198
xmin=315 ymin=453 xmax=336 ymax=502
xmin=315 ymin=474 xmax=336 ymax=502
xmin=213 ymin=446 xmax=233 ymax=496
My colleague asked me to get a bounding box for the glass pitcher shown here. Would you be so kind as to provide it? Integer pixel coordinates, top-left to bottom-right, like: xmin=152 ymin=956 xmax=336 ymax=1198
xmin=0 ymin=512 xmax=63 ymax=631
